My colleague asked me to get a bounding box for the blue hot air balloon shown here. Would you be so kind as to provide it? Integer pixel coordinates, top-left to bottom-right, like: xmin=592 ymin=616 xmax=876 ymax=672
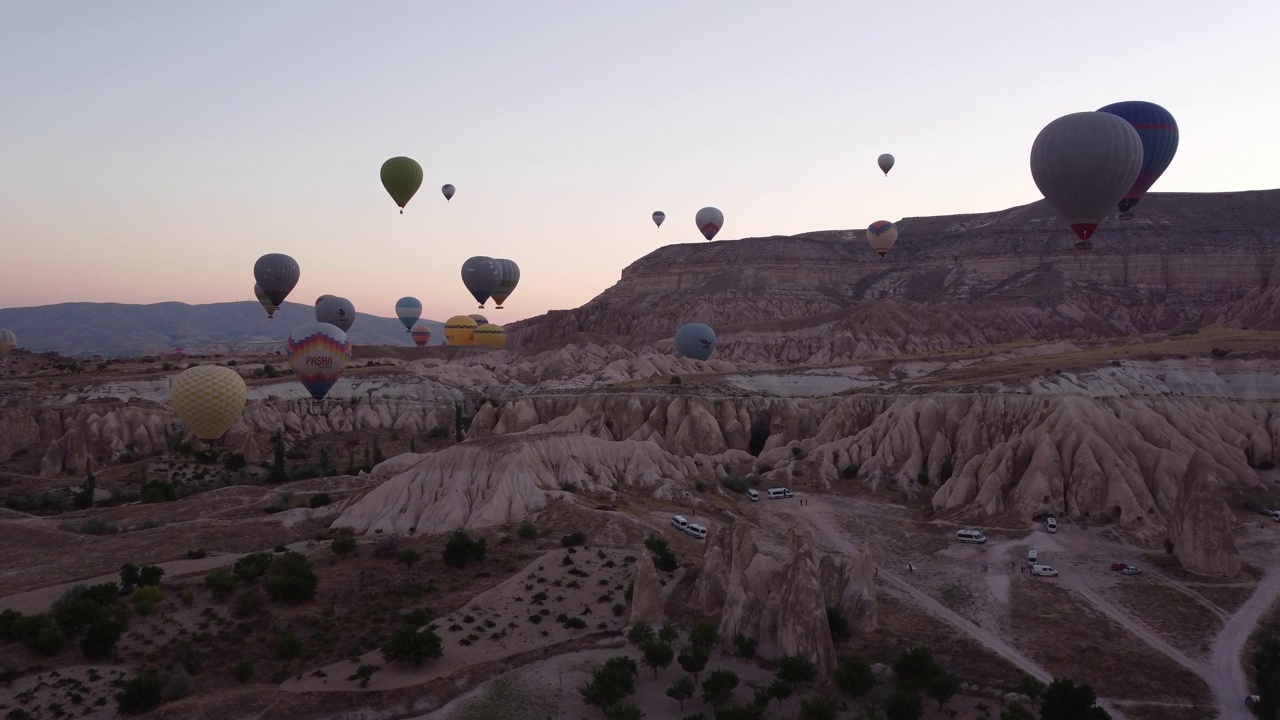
xmin=675 ymin=323 xmax=716 ymax=361
xmin=1097 ymin=101 xmax=1178 ymax=213
xmin=395 ymin=297 xmax=422 ymax=332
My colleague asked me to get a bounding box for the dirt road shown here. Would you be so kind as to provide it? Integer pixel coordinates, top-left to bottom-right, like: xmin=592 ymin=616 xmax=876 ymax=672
xmin=1210 ymin=562 xmax=1280 ymax=719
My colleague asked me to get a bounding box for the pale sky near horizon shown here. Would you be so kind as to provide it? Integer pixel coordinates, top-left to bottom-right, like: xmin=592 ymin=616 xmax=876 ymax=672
xmin=3 ymin=1 xmax=1278 ymax=323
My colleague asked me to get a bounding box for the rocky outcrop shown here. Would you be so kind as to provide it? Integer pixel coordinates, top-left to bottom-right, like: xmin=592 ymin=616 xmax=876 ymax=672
xmin=691 ymin=524 xmax=874 ymax=676
xmin=1170 ymin=453 xmax=1242 ymax=577
xmin=628 ymin=553 xmax=664 ymax=626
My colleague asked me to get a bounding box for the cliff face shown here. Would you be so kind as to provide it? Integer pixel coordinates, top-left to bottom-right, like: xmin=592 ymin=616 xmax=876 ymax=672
xmin=507 ymin=191 xmax=1280 ymax=355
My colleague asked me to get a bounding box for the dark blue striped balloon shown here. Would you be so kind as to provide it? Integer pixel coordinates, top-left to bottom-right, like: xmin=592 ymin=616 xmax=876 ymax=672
xmin=1097 ymin=101 xmax=1179 ymax=212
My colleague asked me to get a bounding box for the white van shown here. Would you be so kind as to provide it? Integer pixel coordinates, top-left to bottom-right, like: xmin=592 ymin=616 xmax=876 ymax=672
xmin=767 ymin=488 xmax=793 ymax=499
xmin=685 ymin=523 xmax=708 ymax=539
xmin=956 ymin=529 xmax=986 ymax=544
xmin=746 ymin=489 xmax=760 ymax=502
xmin=1030 ymin=564 xmax=1058 ymax=577
xmin=1027 ymin=548 xmax=1038 ymax=564
xmin=671 ymin=515 xmax=689 ymax=531
xmin=1046 ymin=517 xmax=1057 ymax=533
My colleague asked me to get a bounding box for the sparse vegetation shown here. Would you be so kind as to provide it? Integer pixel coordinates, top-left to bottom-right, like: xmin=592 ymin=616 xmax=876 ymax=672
xmin=443 ymin=531 xmax=487 ymax=569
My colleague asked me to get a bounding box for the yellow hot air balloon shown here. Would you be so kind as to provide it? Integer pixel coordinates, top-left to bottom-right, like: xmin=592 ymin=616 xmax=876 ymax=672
xmin=444 ymin=315 xmax=478 ymax=345
xmin=170 ymin=365 xmax=247 ymax=440
xmin=474 ymin=323 xmax=506 ymax=349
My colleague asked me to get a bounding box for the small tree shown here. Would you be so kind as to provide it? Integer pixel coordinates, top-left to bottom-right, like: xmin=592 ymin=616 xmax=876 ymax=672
xmin=1018 ymin=675 xmax=1046 ymax=706
xmin=833 ymin=655 xmax=875 ymax=698
xmin=115 ymin=672 xmax=165 ymax=715
xmin=331 ymin=531 xmax=358 ymax=558
xmin=627 ymin=622 xmax=655 ymax=648
xmin=798 ymin=695 xmax=840 ymax=720
xmin=690 ymin=621 xmax=720 ymax=652
xmin=658 ymin=621 xmax=680 ymax=644
xmin=777 ymin=654 xmax=818 ymax=686
xmin=120 ymin=563 xmax=140 ymax=592
xmin=579 ymin=656 xmax=638 ymax=713
xmin=768 ymin=679 xmax=794 ymax=708
xmin=349 ymin=664 xmax=380 ymax=688
xmin=892 ymin=646 xmax=936 ymax=682
xmin=264 ymin=551 xmax=317 ymax=604
xmin=1039 ymin=679 xmax=1111 ymax=720
xmin=1000 ymin=703 xmax=1035 ymax=720
xmin=274 ymin=630 xmax=303 ymax=660
xmin=137 ymin=565 xmax=165 ymax=587
xmin=732 ymin=633 xmax=757 ymax=659
xmin=396 ymin=548 xmax=421 ymax=569
xmin=129 ymin=586 xmax=163 ymax=616
xmin=382 ymin=625 xmax=443 ymax=666
xmin=231 ymin=660 xmax=254 ymax=684
xmin=701 ymin=669 xmax=739 ymax=708
xmin=678 ymin=647 xmax=709 ymax=682
xmin=443 ymin=531 xmax=487 ymax=569
xmin=204 ymin=568 xmax=237 ymax=600
xmin=642 ymin=640 xmax=675 ymax=678
xmin=233 ymin=552 xmax=272 ymax=582
xmin=884 ymin=684 xmax=923 ymax=720
xmin=925 ymin=669 xmax=960 ymax=710
xmin=604 ymin=703 xmax=643 ymax=720
xmin=667 ymin=675 xmax=696 ymax=710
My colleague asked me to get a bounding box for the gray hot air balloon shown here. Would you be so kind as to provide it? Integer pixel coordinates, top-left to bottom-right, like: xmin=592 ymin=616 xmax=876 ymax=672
xmin=652 ymin=211 xmax=665 ymax=227
xmin=442 ymin=184 xmax=456 ymax=201
xmin=675 ymin=323 xmax=716 ymax=361
xmin=315 ymin=296 xmax=356 ymax=333
xmin=461 ymin=256 xmax=502 ymax=308
xmin=1030 ymin=112 xmax=1143 ymax=242
xmin=877 ymin=153 xmax=895 ymax=176
xmin=253 ymin=254 xmax=301 ymax=309
xmin=695 ymin=207 xmax=723 ymax=241
xmin=491 ymin=259 xmax=520 ymax=309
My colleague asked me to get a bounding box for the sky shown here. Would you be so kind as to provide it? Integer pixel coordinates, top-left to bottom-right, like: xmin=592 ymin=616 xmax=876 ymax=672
xmin=2 ymin=1 xmax=1278 ymax=323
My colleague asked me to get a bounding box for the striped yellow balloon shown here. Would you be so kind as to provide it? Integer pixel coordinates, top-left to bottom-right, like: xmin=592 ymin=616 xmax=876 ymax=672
xmin=444 ymin=315 xmax=478 ymax=346
xmin=474 ymin=323 xmax=506 ymax=349
xmin=170 ymin=365 xmax=248 ymax=440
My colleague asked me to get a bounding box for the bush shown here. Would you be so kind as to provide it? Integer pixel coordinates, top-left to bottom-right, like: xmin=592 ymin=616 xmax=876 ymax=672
xmin=231 ymin=661 xmax=254 ymax=684
xmin=138 ymin=565 xmax=164 ymax=587
xmin=777 ymin=654 xmax=818 ymax=685
xmin=443 ymin=531 xmax=487 ymax=569
xmin=701 ymin=669 xmax=739 ymax=708
xmin=799 ymin=695 xmax=841 ymax=720
xmin=80 ymin=517 xmax=120 ymax=535
xmin=274 ymin=630 xmax=303 ymax=660
xmin=561 ymin=531 xmax=587 ymax=547
xmin=884 ymin=684 xmax=923 ymax=720
xmin=578 ymin=655 xmax=639 ymax=712
xmin=232 ymin=590 xmax=264 ymax=618
xmin=892 ymin=645 xmax=936 ymax=681
xmin=645 ymin=535 xmax=678 ymax=572
xmin=331 ymin=531 xmax=357 ymax=558
xmin=833 ymin=655 xmax=875 ymax=697
xmin=129 ymin=586 xmax=163 ymax=616
xmin=204 ymin=568 xmax=237 ymax=600
xmin=517 ymin=522 xmax=538 ymax=539
xmin=841 ymin=464 xmax=859 ymax=478
xmin=140 ymin=480 xmax=176 ymax=503
xmin=186 ymin=548 xmax=207 ymax=560
xmin=264 ymin=552 xmax=318 ymax=604
xmin=115 ymin=671 xmax=165 ymax=714
xmin=223 ymin=453 xmax=247 ymax=471
xmin=382 ymin=625 xmax=443 ymax=666
xmin=308 ymin=492 xmax=332 ymax=508
xmin=690 ymin=620 xmax=720 ymax=652
xmin=233 ymin=552 xmax=272 ymax=582
xmin=397 ymin=548 xmax=421 ymax=569
xmin=732 ymin=633 xmax=757 ymax=658
xmin=372 ymin=534 xmax=402 ymax=558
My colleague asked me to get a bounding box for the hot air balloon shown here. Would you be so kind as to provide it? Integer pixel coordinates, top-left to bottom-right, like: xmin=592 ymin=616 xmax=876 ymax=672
xmin=877 ymin=153 xmax=895 ymax=176
xmin=254 ymin=284 xmax=277 ymax=319
xmin=381 ymin=157 xmax=423 ymax=213
xmin=461 ymin=256 xmax=502 ymax=307
xmin=675 ymin=323 xmax=716 ymax=361
xmin=314 ymin=295 xmax=335 ymax=307
xmin=695 ymin=207 xmax=724 ymax=241
xmin=410 ymin=325 xmax=432 ymax=347
xmin=444 ymin=315 xmax=478 ymax=346
xmin=474 ymin=323 xmax=506 ymax=349
xmin=468 ymin=314 xmax=488 ymax=324
xmin=1030 ymin=112 xmax=1143 ymax=242
xmin=285 ymin=322 xmax=352 ymax=400
xmin=395 ymin=297 xmax=422 ymax=332
xmin=1097 ymin=101 xmax=1179 ymax=214
xmin=254 ymin=253 xmax=300 ymax=309
xmin=316 ymin=296 xmax=356 ymax=333
xmin=489 ymin=259 xmax=520 ymax=309
xmin=866 ymin=221 xmax=899 ymax=257
xmin=0 ymin=329 xmax=16 ymax=358
xmin=170 ymin=365 xmax=247 ymax=440
xmin=442 ymin=184 xmax=455 ymax=201
xmin=652 ymin=211 xmax=665 ymax=228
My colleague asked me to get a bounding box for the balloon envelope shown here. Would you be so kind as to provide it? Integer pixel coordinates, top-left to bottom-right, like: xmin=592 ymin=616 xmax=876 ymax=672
xmin=444 ymin=315 xmax=478 ymax=346
xmin=675 ymin=323 xmax=716 ymax=361
xmin=474 ymin=323 xmax=506 ymax=349
xmin=0 ymin=328 xmax=16 ymax=358
xmin=285 ymin=322 xmax=352 ymax=400
xmin=878 ymin=153 xmax=895 ymax=175
xmin=866 ymin=221 xmax=899 ymax=257
xmin=170 ymin=365 xmax=247 ymax=440
xmin=442 ymin=184 xmax=455 ymax=201
xmin=395 ymin=297 xmax=423 ymax=332
xmin=491 ymin=259 xmax=521 ymax=308
xmin=695 ymin=207 xmax=724 ymax=241
xmin=410 ymin=325 xmax=432 ymax=347
xmin=652 ymin=211 xmax=665 ymax=227
xmin=254 ymin=284 xmax=277 ymax=318
xmin=468 ymin=314 xmax=488 ymax=324
xmin=253 ymin=254 xmax=300 ymax=308
xmin=1030 ymin=112 xmax=1143 ymax=241
xmin=381 ymin=157 xmax=423 ymax=212
xmin=461 ymin=256 xmax=502 ymax=307
xmin=316 ymin=296 xmax=356 ymax=333
xmin=1096 ymin=101 xmax=1179 ymax=212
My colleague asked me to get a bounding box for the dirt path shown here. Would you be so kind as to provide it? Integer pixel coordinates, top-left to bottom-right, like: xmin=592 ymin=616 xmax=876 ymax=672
xmin=1210 ymin=562 xmax=1280 ymax=719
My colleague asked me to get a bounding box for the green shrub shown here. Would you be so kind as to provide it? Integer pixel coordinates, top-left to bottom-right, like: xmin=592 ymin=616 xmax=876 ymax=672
xmin=443 ymin=531 xmax=487 ymax=569
xmin=561 ymin=531 xmax=587 ymax=547
xmin=115 ymin=672 xmax=165 ymax=714
xmin=841 ymin=464 xmax=859 ymax=479
xmin=231 ymin=661 xmax=254 ymax=684
xmin=517 ymin=522 xmax=538 ymax=538
xmin=264 ymin=552 xmax=318 ymax=604
xmin=204 ymin=568 xmax=237 ymax=600
xmin=308 ymin=492 xmax=332 ymax=508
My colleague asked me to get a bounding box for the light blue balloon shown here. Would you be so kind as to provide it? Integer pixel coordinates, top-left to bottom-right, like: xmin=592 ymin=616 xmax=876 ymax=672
xmin=395 ymin=297 xmax=422 ymax=332
xmin=675 ymin=323 xmax=716 ymax=361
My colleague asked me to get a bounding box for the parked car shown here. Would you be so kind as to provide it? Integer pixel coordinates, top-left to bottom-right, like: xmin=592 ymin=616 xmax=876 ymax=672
xmin=1027 ymin=548 xmax=1038 ymax=565
xmin=685 ymin=523 xmax=708 ymax=539
xmin=1030 ymin=564 xmax=1058 ymax=577
xmin=1110 ymin=562 xmax=1129 ymax=571
xmin=1268 ymin=509 xmax=1280 ymax=522
xmin=1046 ymin=516 xmax=1058 ymax=533
xmin=956 ymin=529 xmax=987 ymax=544
xmin=767 ymin=487 xmax=793 ymax=499
xmin=1122 ymin=565 xmax=1142 ymax=575
xmin=746 ymin=488 xmax=760 ymax=502
xmin=671 ymin=515 xmax=689 ymax=531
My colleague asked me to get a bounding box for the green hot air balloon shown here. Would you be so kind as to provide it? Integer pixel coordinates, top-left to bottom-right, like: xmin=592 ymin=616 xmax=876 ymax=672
xmin=381 ymin=157 xmax=424 ymax=213
xmin=254 ymin=283 xmax=277 ymax=319
xmin=491 ymin=259 xmax=520 ymax=309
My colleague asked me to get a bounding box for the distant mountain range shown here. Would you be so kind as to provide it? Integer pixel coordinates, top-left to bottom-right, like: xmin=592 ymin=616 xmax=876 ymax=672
xmin=0 ymin=301 xmax=445 ymax=357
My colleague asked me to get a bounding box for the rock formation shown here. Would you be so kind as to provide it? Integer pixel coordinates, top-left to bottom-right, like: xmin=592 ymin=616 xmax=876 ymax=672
xmin=1170 ymin=452 xmax=1242 ymax=577
xmin=628 ymin=552 xmax=664 ymax=626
